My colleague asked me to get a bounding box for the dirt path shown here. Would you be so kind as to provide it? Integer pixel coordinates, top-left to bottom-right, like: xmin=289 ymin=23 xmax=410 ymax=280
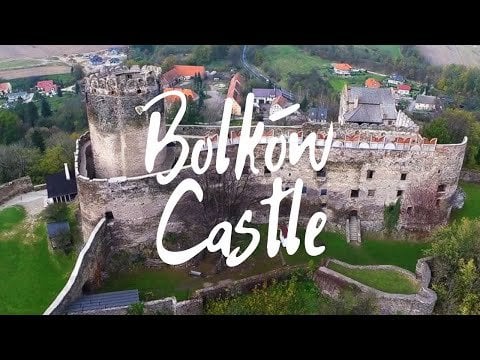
xmin=0 ymin=65 xmax=71 ymax=79
xmin=0 ymin=190 xmax=47 ymax=217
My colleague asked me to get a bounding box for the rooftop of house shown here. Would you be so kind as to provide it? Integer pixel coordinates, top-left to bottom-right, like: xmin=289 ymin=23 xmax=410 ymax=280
xmin=36 ymin=80 xmax=57 ymax=93
xmin=66 ymin=290 xmax=140 ymax=314
xmin=397 ymin=84 xmax=412 ymax=91
xmin=365 ymin=78 xmax=381 ymax=88
xmin=416 ymin=94 xmax=437 ymax=105
xmin=334 ymin=63 xmax=352 ymax=71
xmin=46 ymin=169 xmax=77 ymax=198
xmin=0 ymin=82 xmax=11 ymax=92
xmin=6 ymin=91 xmax=27 ymax=98
xmin=390 ymin=73 xmax=405 ymax=82
xmin=308 ymin=107 xmax=328 ymax=121
xmin=227 ymin=73 xmax=245 ymax=102
xmin=173 ymin=65 xmax=206 ymax=77
xmin=46 ymin=221 xmax=70 ymax=239
xmin=163 ymin=88 xmax=199 ymax=105
xmin=252 ymin=88 xmax=283 ymax=98
xmin=271 ymin=95 xmax=288 ymax=107
xmin=345 ymin=87 xmax=397 ymax=123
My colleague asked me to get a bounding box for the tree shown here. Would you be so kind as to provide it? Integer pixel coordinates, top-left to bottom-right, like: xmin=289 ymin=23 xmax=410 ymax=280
xmin=40 ymin=97 xmax=52 ymax=118
xmin=402 ymin=184 xmax=448 ymax=231
xmin=161 ymin=55 xmax=176 ymax=72
xmin=31 ymin=145 xmax=73 ymax=183
xmin=426 ymin=218 xmax=480 ymax=314
xmin=75 ymin=82 xmax=80 ymax=95
xmin=189 ymin=45 xmax=212 ymax=65
xmin=0 ymin=111 xmax=23 ymax=144
xmin=72 ymin=65 xmax=84 ymax=81
xmin=31 ymin=129 xmax=46 ymax=153
xmin=57 ymin=87 xmax=63 ymax=97
xmin=0 ymin=144 xmax=40 ymax=183
xmin=228 ymin=45 xmax=242 ymax=67
xmin=300 ymin=96 xmax=309 ymax=111
xmin=24 ymin=102 xmax=39 ymax=127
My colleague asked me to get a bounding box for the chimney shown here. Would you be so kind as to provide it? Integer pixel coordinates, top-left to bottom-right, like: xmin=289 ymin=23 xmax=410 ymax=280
xmin=64 ymin=163 xmax=70 ymax=181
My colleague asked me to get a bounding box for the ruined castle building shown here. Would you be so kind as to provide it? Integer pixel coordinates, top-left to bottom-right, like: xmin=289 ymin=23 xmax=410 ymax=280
xmin=75 ymin=69 xmax=467 ymax=261
xmin=85 ymin=65 xmax=166 ymax=178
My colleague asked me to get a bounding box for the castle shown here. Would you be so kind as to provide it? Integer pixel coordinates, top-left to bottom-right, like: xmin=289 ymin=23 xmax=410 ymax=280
xmin=75 ymin=65 xmax=466 ymax=262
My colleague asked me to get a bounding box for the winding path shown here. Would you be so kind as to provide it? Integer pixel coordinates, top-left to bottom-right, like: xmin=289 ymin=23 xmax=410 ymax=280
xmin=0 ymin=190 xmax=47 ymax=217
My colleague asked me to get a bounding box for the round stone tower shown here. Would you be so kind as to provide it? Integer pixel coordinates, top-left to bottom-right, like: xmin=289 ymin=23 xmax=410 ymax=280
xmin=85 ymin=65 xmax=166 ymax=178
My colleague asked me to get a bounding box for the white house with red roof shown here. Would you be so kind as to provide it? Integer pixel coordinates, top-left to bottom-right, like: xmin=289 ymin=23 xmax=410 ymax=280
xmin=36 ymin=80 xmax=58 ymax=96
xmin=397 ymin=84 xmax=411 ymax=96
xmin=0 ymin=82 xmax=12 ymax=95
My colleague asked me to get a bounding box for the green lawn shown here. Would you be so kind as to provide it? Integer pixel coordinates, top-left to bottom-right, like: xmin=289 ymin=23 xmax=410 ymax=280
xmin=0 ymin=58 xmax=47 ymax=70
xmin=0 ymin=206 xmax=76 ymax=314
xmin=328 ymin=262 xmax=419 ymax=294
xmin=451 ymin=181 xmax=480 ymax=221
xmin=355 ymin=45 xmax=403 ymax=59
xmin=99 ymin=224 xmax=428 ymax=300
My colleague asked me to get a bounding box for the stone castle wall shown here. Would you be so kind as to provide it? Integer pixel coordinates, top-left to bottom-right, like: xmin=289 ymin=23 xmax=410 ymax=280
xmin=0 ymin=176 xmax=33 ymax=205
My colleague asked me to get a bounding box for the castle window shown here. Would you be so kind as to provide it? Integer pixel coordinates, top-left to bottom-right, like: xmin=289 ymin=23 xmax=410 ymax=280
xmin=137 ymin=89 xmax=142 ymax=94
xmin=351 ymin=190 xmax=359 ymax=198
xmin=436 ymin=199 xmax=441 ymax=207
xmin=397 ymin=190 xmax=404 ymax=197
xmin=242 ymin=166 xmax=250 ymax=175
xmin=302 ymin=186 xmax=307 ymax=194
xmin=317 ymin=169 xmax=326 ymax=178
xmin=320 ymin=189 xmax=327 ymax=196
xmin=264 ymin=166 xmax=271 ymax=176
xmin=105 ymin=211 xmax=114 ymax=220
xmin=407 ymin=206 xmax=413 ymax=214
xmin=400 ymin=173 xmax=407 ymax=181
xmin=437 ymin=184 xmax=446 ymax=192
xmin=320 ymin=202 xmax=327 ymax=209
xmin=367 ymin=170 xmax=374 ymax=179
xmin=368 ymin=190 xmax=375 ymax=197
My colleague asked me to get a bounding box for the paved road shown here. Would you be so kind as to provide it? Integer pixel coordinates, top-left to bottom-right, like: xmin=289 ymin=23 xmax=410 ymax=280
xmin=0 ymin=190 xmax=47 ymax=217
xmin=241 ymin=45 xmax=295 ymax=102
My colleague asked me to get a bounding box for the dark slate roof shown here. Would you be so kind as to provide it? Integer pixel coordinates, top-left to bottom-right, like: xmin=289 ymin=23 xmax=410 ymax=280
xmin=252 ymin=88 xmax=283 ymax=98
xmin=390 ymin=73 xmax=405 ymax=82
xmin=308 ymin=107 xmax=328 ymax=121
xmin=416 ymin=95 xmax=436 ymax=105
xmin=47 ymin=221 xmax=70 ymax=238
xmin=67 ymin=290 xmax=140 ymax=313
xmin=344 ymin=104 xmax=383 ymax=124
xmin=46 ymin=170 xmax=77 ymax=198
xmin=346 ymin=87 xmax=397 ymax=121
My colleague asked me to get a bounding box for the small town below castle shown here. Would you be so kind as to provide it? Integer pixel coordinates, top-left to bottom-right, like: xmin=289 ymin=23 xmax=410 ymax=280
xmin=1 ymin=45 xmax=480 ymax=315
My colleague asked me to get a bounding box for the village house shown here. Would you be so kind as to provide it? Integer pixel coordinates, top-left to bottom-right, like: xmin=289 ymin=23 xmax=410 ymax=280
xmin=333 ymin=63 xmax=352 ymax=76
xmin=415 ymin=95 xmax=437 ymax=111
xmin=160 ymin=65 xmax=206 ymax=88
xmin=46 ymin=164 xmax=78 ymax=204
xmin=0 ymin=82 xmax=12 ymax=95
xmin=227 ymin=73 xmax=245 ymax=116
xmin=397 ymin=84 xmax=411 ymax=96
xmin=36 ymin=80 xmax=57 ymax=96
xmin=252 ymin=88 xmax=283 ymax=105
xmin=387 ymin=73 xmax=405 ymax=86
xmin=365 ymin=78 xmax=382 ymax=88
xmin=308 ymin=107 xmax=328 ymax=123
xmin=269 ymin=95 xmax=290 ymax=117
xmin=6 ymin=91 xmax=33 ymax=103
xmin=163 ymin=87 xmax=199 ymax=112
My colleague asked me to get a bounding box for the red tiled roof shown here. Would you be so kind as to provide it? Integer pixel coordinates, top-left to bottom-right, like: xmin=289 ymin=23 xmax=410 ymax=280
xmin=397 ymin=84 xmax=411 ymax=91
xmin=271 ymin=95 xmax=288 ymax=107
xmin=365 ymin=78 xmax=381 ymax=88
xmin=173 ymin=65 xmax=206 ymax=78
xmin=371 ymin=136 xmax=385 ymax=143
xmin=227 ymin=73 xmax=245 ymax=103
xmin=317 ymin=131 xmax=327 ymax=140
xmin=334 ymin=63 xmax=352 ymax=71
xmin=161 ymin=68 xmax=179 ymax=85
xmin=395 ymin=137 xmax=411 ymax=144
xmin=423 ymin=138 xmax=437 ymax=145
xmin=230 ymin=130 xmax=241 ymax=139
xmin=345 ymin=134 xmax=360 ymax=142
xmin=36 ymin=80 xmax=57 ymax=93
xmin=0 ymin=82 xmax=11 ymax=92
xmin=163 ymin=88 xmax=198 ymax=105
xmin=263 ymin=129 xmax=275 ymax=137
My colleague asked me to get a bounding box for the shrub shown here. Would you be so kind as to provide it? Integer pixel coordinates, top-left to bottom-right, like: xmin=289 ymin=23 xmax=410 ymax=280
xmin=127 ymin=302 xmax=144 ymax=315
xmin=44 ymin=203 xmax=69 ymax=222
